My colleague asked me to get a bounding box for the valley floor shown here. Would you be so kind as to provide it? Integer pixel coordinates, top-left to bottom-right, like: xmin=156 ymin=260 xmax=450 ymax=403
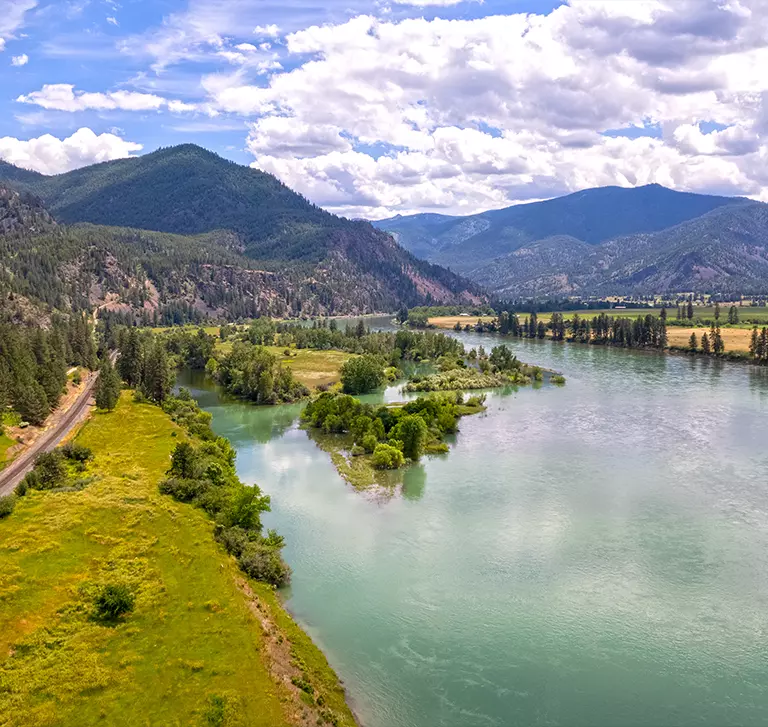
xmin=0 ymin=393 xmax=356 ymax=727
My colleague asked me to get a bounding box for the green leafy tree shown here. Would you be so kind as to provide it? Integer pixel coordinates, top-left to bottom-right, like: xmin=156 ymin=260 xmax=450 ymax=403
xmin=391 ymin=414 xmax=429 ymax=461
xmin=168 ymin=441 xmax=200 ymax=479
xmin=340 ymin=354 xmax=385 ymax=395
xmin=371 ymin=443 xmax=405 ymax=469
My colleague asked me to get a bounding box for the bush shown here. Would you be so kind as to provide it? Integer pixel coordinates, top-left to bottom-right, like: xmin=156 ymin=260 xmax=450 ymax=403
xmin=0 ymin=494 xmax=17 ymax=519
xmin=32 ymin=450 xmax=66 ymax=489
xmin=216 ymin=525 xmax=252 ymax=558
xmin=61 ymin=441 xmax=94 ymax=463
xmin=238 ymin=544 xmax=291 ymax=587
xmin=14 ymin=479 xmax=28 ymax=497
xmin=158 ymin=477 xmax=208 ymax=503
xmin=371 ymin=443 xmax=405 ymax=470
xmin=361 ymin=433 xmax=378 ymax=454
xmin=93 ymin=583 xmax=135 ymax=620
xmin=551 ymin=374 xmax=566 ymax=385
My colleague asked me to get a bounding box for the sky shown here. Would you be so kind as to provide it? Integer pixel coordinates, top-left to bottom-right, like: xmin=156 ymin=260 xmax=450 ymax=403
xmin=1 ymin=0 xmax=767 ymax=219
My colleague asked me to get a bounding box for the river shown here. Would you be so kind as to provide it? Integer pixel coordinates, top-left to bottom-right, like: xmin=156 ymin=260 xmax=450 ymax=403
xmin=178 ymin=317 xmax=768 ymax=727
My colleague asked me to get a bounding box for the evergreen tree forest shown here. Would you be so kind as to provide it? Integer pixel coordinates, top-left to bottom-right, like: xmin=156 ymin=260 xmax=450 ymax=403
xmin=0 ymin=314 xmax=97 ymax=425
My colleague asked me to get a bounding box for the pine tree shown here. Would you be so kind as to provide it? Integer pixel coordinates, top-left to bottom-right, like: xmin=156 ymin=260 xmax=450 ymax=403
xmin=14 ymin=381 xmax=50 ymax=426
xmin=714 ymin=301 xmax=720 ymax=323
xmin=687 ymin=299 xmax=694 ymax=320
xmin=689 ymin=332 xmax=698 ymax=351
xmin=95 ymin=356 xmax=121 ymax=411
xmin=701 ymin=332 xmax=711 ymax=355
xmin=140 ymin=340 xmax=174 ymax=403
xmin=118 ymin=328 xmax=145 ymax=388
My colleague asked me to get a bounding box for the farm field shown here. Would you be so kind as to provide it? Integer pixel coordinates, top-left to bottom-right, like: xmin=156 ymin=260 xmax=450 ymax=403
xmin=667 ymin=326 xmax=753 ymax=353
xmin=0 ymin=394 xmax=355 ymax=727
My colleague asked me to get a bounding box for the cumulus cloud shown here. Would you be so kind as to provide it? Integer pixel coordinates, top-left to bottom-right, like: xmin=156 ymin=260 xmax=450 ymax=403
xmin=11 ymin=53 xmax=27 ymax=66
xmin=0 ymin=127 xmax=142 ymax=175
xmin=226 ymin=0 xmax=768 ymax=215
xmin=253 ymin=24 xmax=280 ymax=38
xmin=16 ymin=83 xmax=199 ymax=113
xmin=106 ymin=16 xmax=118 ymax=26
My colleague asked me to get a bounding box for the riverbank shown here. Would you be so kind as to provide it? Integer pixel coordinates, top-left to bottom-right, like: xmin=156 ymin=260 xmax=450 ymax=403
xmin=0 ymin=393 xmax=357 ymax=727
xmin=429 ymin=315 xmax=757 ymax=356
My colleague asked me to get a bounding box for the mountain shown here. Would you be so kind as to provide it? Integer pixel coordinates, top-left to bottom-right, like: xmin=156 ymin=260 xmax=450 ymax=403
xmin=473 ymin=203 xmax=768 ymax=297
xmin=0 ymin=146 xmax=481 ymax=320
xmin=375 ymin=184 xmax=744 ymax=273
xmin=374 ymin=184 xmax=768 ymax=296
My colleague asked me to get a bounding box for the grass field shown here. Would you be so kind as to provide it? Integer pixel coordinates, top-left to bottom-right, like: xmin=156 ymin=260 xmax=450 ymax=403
xmin=0 ymin=394 xmax=356 ymax=727
xmin=0 ymin=433 xmax=15 ymax=470
xmin=667 ymin=326 xmax=753 ymax=353
xmin=266 ymin=347 xmax=351 ymax=390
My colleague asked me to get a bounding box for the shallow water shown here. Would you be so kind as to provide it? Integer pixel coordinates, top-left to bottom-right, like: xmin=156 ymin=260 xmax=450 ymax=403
xmin=179 ymin=319 xmax=768 ymax=727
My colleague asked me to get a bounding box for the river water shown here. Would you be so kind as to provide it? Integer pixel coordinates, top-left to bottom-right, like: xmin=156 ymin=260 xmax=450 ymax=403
xmin=178 ymin=318 xmax=768 ymax=727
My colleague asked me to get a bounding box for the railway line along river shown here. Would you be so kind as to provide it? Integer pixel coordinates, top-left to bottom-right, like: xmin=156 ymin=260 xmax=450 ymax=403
xmin=178 ymin=317 xmax=768 ymax=727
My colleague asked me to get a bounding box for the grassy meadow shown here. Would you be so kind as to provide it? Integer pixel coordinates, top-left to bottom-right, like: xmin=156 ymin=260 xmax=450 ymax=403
xmin=0 ymin=393 xmax=356 ymax=727
xmin=265 ymin=347 xmax=351 ymax=390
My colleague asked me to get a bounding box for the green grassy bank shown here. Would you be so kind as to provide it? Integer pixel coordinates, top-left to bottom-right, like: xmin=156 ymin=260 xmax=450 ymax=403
xmin=0 ymin=393 xmax=356 ymax=727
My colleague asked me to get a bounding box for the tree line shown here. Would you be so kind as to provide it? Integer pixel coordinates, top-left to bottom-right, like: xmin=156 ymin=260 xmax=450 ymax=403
xmin=0 ymin=313 xmax=97 ymax=426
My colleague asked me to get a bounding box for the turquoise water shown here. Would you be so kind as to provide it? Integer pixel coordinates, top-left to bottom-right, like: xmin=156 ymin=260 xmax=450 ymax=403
xmin=179 ymin=321 xmax=768 ymax=727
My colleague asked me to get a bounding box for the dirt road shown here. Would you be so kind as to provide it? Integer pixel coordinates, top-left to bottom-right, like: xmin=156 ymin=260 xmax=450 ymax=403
xmin=0 ymin=373 xmax=99 ymax=496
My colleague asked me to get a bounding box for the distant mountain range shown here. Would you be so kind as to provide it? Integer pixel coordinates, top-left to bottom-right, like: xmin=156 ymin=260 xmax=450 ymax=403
xmin=0 ymin=145 xmax=480 ymax=322
xmin=374 ymin=185 xmax=768 ymax=296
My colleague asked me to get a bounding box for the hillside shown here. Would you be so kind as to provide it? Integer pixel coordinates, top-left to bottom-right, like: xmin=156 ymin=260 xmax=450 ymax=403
xmin=375 ymin=184 xmax=768 ymax=296
xmin=473 ymin=203 xmax=768 ymax=297
xmin=0 ymin=147 xmax=481 ymax=319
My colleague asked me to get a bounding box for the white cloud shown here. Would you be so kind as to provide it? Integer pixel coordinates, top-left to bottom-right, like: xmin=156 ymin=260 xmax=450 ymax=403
xmin=392 ymin=0 xmax=471 ymax=4
xmin=0 ymin=127 xmax=142 ymax=175
xmin=106 ymin=16 xmax=118 ymax=26
xmin=0 ymin=0 xmax=37 ymax=49
xmin=17 ymin=83 xmax=199 ymax=113
xmin=253 ymin=24 xmax=280 ymax=38
xmin=11 ymin=53 xmax=28 ymax=66
xmin=225 ymin=1 xmax=768 ymax=215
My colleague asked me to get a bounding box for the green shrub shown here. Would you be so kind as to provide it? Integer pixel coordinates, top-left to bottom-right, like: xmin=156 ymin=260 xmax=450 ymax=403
xmin=361 ymin=433 xmax=378 ymax=454
xmin=371 ymin=443 xmax=405 ymax=470
xmin=238 ymin=544 xmax=291 ymax=587
xmin=61 ymin=441 xmax=94 ymax=463
xmin=93 ymin=583 xmax=135 ymax=620
xmin=158 ymin=477 xmax=208 ymax=503
xmin=31 ymin=450 xmax=66 ymax=489
xmin=551 ymin=374 xmax=566 ymax=385
xmin=14 ymin=479 xmax=28 ymax=497
xmin=0 ymin=494 xmax=17 ymax=519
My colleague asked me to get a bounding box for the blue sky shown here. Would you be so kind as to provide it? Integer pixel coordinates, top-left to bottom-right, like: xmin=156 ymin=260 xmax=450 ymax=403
xmin=1 ymin=0 xmax=766 ymax=217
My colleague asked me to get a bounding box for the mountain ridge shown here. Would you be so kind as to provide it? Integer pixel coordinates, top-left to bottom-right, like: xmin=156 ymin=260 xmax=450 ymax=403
xmin=374 ymin=184 xmax=766 ymax=296
xmin=0 ymin=146 xmax=482 ymax=320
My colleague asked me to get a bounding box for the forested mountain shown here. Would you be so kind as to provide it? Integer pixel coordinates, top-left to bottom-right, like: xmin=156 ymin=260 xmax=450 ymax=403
xmin=0 ymin=147 xmax=480 ymax=321
xmin=375 ymin=184 xmax=768 ymax=296
xmin=474 ymin=203 xmax=768 ymax=297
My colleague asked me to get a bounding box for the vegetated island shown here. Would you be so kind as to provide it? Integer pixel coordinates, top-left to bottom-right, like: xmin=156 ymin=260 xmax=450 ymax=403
xmin=108 ymin=319 xmax=564 ymax=492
